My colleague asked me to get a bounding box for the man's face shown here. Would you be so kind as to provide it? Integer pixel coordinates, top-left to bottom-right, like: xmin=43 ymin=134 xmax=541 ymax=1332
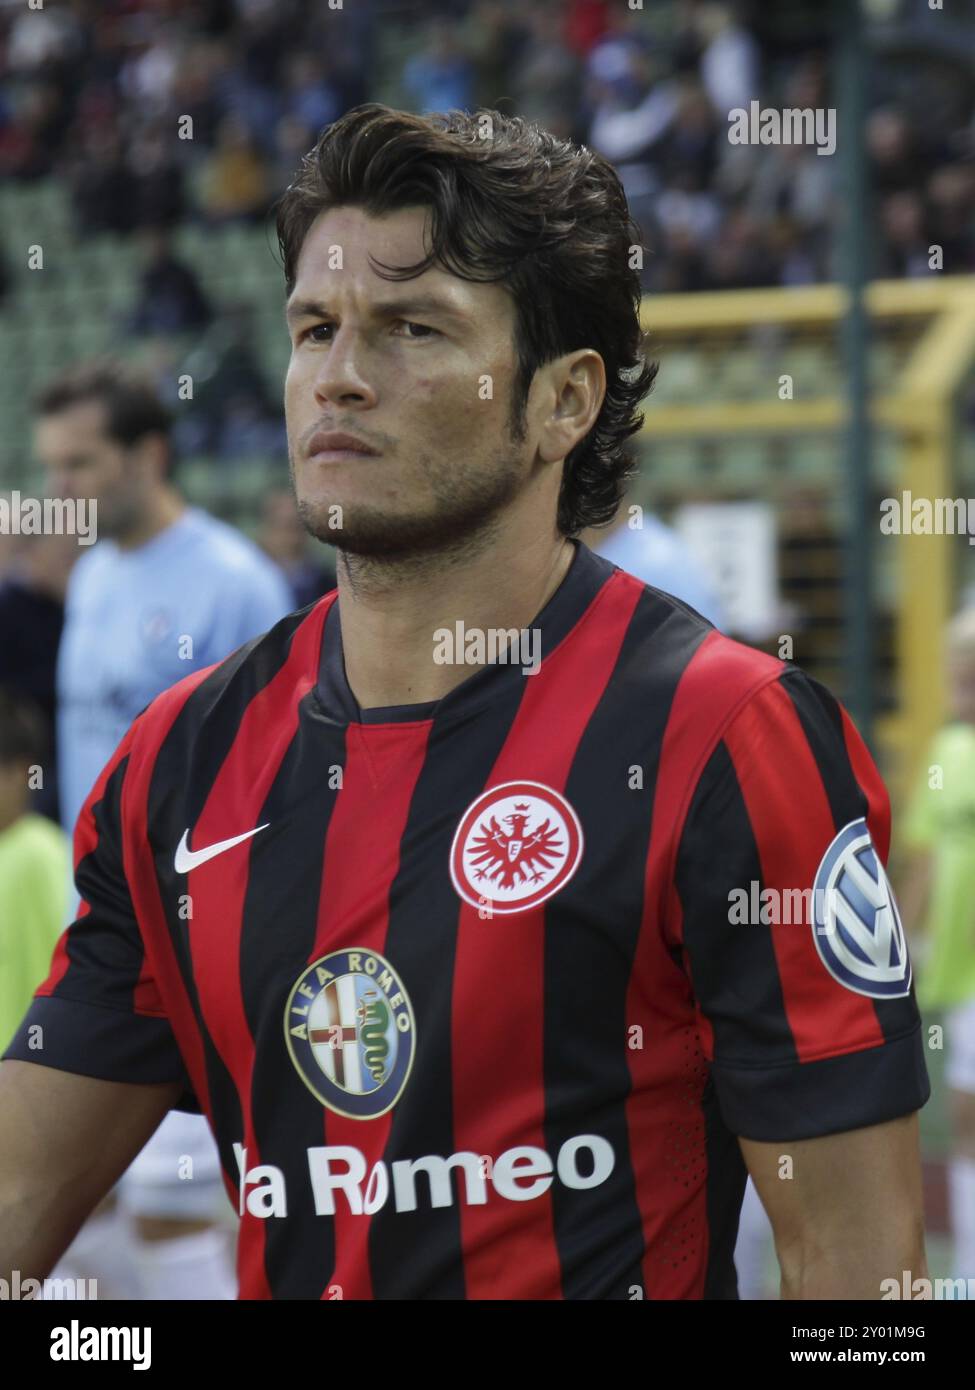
xmin=284 ymin=204 xmax=534 ymax=557
xmin=34 ymin=399 xmax=148 ymax=540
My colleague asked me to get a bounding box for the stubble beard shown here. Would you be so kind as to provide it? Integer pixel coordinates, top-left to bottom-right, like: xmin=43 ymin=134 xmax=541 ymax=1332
xmin=289 ymin=407 xmax=531 ymax=590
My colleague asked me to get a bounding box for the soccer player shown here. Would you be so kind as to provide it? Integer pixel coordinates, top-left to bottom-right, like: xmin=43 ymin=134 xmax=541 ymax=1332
xmin=0 ymin=105 xmax=928 ymax=1299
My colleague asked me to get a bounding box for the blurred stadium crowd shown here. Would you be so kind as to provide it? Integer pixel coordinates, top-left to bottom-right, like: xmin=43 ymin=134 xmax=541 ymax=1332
xmin=2 ymin=0 xmax=975 ymax=292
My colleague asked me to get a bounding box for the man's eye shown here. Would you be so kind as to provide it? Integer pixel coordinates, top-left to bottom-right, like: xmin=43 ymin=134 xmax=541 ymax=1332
xmin=396 ymin=320 xmax=439 ymax=339
xmin=302 ymin=321 xmax=439 ymax=343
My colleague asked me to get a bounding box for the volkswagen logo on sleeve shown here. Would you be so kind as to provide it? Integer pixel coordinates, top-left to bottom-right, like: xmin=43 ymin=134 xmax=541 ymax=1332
xmin=811 ymin=818 xmax=912 ymax=999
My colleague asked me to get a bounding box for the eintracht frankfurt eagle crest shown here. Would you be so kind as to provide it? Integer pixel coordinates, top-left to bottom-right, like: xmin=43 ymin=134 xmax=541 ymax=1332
xmin=450 ymin=780 xmax=584 ymax=914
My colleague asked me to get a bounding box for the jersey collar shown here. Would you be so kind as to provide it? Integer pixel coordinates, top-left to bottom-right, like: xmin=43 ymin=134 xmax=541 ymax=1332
xmin=313 ymin=539 xmax=616 ymax=726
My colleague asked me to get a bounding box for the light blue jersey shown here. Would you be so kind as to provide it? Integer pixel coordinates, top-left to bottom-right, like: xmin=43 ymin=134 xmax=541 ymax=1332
xmin=57 ymin=507 xmax=293 ymax=837
xmin=595 ymin=513 xmax=727 ymax=630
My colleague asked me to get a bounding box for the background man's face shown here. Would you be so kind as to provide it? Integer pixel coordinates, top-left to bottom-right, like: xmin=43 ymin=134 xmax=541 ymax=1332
xmin=35 ymin=400 xmax=150 ymax=540
xmin=284 ymin=204 xmax=533 ymax=558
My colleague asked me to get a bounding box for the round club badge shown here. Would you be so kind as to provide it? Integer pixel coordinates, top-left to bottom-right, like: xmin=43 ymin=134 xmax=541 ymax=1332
xmin=284 ymin=949 xmax=415 ymax=1118
xmin=450 ymin=780 xmax=584 ymax=915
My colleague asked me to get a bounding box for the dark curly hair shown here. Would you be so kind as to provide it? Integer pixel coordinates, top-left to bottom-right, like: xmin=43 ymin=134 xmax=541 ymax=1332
xmin=274 ymin=104 xmax=657 ymax=536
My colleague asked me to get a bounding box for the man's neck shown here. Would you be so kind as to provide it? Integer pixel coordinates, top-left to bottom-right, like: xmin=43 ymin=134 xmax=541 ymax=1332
xmin=116 ymin=490 xmax=186 ymax=552
xmin=336 ymin=522 xmax=575 ymax=710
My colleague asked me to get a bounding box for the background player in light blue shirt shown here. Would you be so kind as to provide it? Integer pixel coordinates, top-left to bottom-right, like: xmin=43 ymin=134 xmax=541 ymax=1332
xmin=35 ymin=362 xmax=293 ymax=840
xmin=590 ymin=502 xmax=727 ymax=630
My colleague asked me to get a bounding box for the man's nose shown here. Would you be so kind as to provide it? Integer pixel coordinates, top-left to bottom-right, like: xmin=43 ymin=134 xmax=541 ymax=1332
xmin=311 ymin=325 xmax=378 ymax=408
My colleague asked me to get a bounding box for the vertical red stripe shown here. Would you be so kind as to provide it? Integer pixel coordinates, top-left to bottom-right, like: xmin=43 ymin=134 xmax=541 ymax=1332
xmin=452 ymin=569 xmax=642 ymax=1299
xmin=311 ymin=720 xmax=432 ymax=1300
xmin=722 ymin=681 xmax=885 ymax=1058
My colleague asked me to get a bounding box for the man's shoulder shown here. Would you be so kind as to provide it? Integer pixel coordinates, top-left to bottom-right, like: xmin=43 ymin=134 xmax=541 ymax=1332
xmin=174 ymin=508 xmax=287 ymax=588
xmin=606 ymin=562 xmax=781 ymax=697
xmin=605 ymin=568 xmax=839 ymax=767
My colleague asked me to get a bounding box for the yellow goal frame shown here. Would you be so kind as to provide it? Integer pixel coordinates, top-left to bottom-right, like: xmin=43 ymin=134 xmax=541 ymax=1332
xmin=640 ymin=275 xmax=975 ymax=796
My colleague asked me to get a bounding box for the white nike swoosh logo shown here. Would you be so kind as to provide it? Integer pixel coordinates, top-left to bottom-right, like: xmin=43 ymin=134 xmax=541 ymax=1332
xmin=174 ymin=824 xmax=270 ymax=874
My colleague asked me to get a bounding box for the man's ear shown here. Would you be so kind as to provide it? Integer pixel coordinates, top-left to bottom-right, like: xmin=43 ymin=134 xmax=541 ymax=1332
xmin=534 ymin=350 xmax=605 ymax=466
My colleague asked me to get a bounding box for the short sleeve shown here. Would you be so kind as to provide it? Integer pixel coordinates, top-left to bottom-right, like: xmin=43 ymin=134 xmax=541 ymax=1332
xmin=673 ymin=667 xmax=930 ymax=1142
xmin=1 ymin=725 xmax=200 ymax=1114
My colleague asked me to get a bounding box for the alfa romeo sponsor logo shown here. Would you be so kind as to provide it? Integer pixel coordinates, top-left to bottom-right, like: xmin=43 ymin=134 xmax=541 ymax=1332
xmin=284 ymin=949 xmax=415 ymax=1118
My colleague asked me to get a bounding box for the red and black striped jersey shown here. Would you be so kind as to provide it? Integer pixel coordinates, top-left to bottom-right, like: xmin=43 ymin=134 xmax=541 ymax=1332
xmin=4 ymin=541 xmax=929 ymax=1299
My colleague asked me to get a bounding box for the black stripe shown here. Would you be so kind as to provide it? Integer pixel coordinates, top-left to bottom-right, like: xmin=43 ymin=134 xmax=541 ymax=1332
xmin=59 ymin=756 xmax=143 ymax=1002
xmin=240 ymin=691 xmax=347 ymax=1298
xmin=547 ymin=588 xmax=710 ymax=1297
xmin=676 ymin=741 xmax=797 ymax=1067
xmin=779 ymin=668 xmax=859 ymax=834
xmin=142 ymin=613 xmax=316 ymax=1230
xmin=367 ymin=682 xmax=529 ymax=1298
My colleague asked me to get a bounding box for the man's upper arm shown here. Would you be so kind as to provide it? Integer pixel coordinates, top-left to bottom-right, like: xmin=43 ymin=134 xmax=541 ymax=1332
xmin=0 ymin=1061 xmax=182 ymax=1278
xmin=673 ymin=666 xmax=930 ymax=1142
xmin=0 ymin=1061 xmax=182 ymax=1200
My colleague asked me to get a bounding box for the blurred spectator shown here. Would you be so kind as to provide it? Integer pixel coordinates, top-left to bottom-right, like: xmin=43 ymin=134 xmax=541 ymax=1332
xmin=506 ymin=7 xmax=582 ymax=136
xmin=285 ymin=53 xmax=344 ymax=133
xmin=171 ymin=303 xmax=283 ymax=460
xmin=586 ymin=34 xmax=678 ymax=261
xmin=402 ymin=18 xmax=475 ymax=114
xmin=0 ymin=79 xmax=68 ymax=181
xmin=867 ymin=107 xmax=930 ymax=197
xmin=926 ymin=165 xmax=975 ymax=275
xmin=127 ymin=124 xmax=187 ymax=230
xmin=879 ymin=190 xmax=935 ymax=280
xmin=0 ymin=688 xmax=71 ymax=1054
xmin=270 ymin=113 xmax=315 ymax=196
xmin=694 ymin=2 xmax=760 ymax=119
xmin=69 ymin=127 xmax=134 ymax=236
xmin=6 ymin=5 xmax=80 ymax=73
xmin=0 ymin=531 xmax=78 ymax=826
xmin=127 ymin=228 xmax=213 ymax=338
xmin=259 ymin=488 xmax=336 ymax=608
xmin=197 ymin=113 xmax=271 ymax=225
